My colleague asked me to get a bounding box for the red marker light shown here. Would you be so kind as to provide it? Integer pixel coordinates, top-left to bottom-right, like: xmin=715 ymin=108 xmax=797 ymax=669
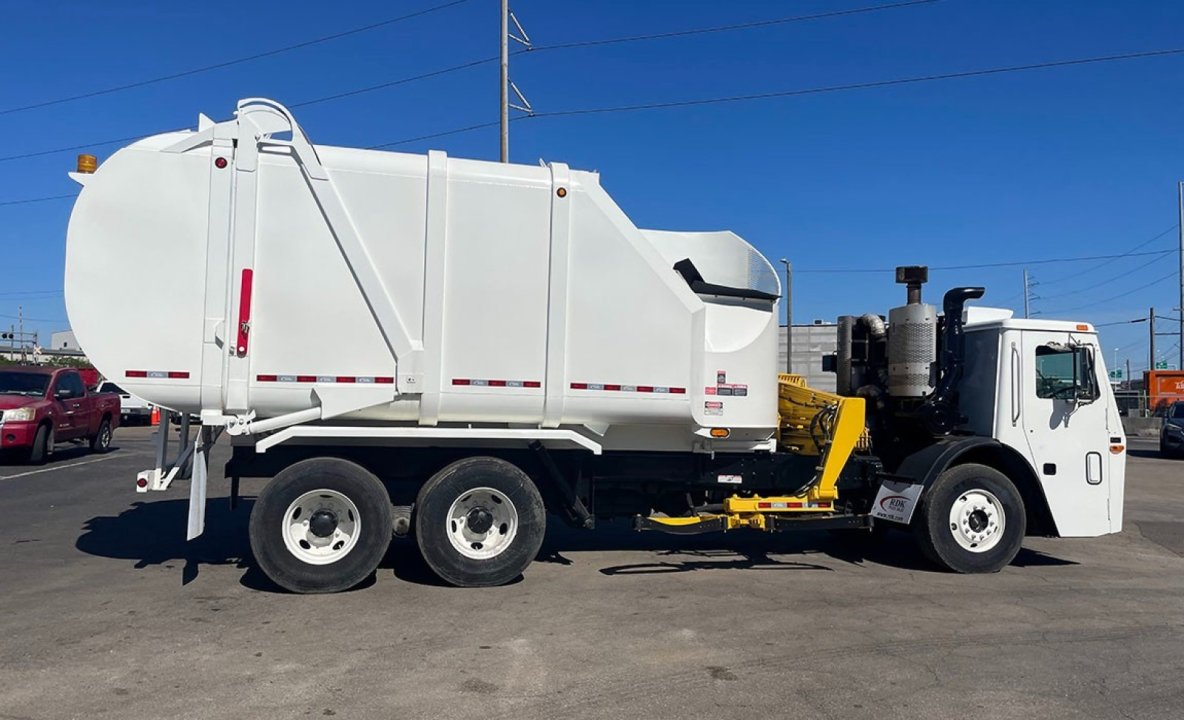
xmin=215 ymin=157 xmax=228 ymax=169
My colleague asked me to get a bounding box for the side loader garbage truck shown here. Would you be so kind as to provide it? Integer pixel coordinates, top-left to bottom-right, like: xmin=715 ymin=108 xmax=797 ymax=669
xmin=63 ymin=98 xmax=1126 ymax=593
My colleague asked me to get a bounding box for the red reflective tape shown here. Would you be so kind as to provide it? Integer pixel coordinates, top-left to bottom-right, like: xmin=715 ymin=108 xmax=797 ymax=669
xmin=570 ymin=382 xmax=588 ymax=390
xmin=671 ymin=387 xmax=686 ymax=394
xmin=787 ymin=502 xmax=803 ymax=508
xmin=125 ymin=370 xmax=147 ymax=378
xmin=296 ymin=375 xmax=316 ymax=383
xmin=489 ymin=380 xmax=507 ymax=387
xmin=637 ymin=385 xmax=654 ymax=393
xmin=236 ymin=268 xmax=253 ymax=357
xmin=167 ymin=371 xmax=190 ymax=379
xmin=816 ymin=502 xmax=831 ymax=508
xmin=256 ymin=374 xmax=277 ymax=382
xmin=524 ymin=380 xmax=542 ymax=388
xmin=758 ymin=502 xmax=771 ymax=509
xmin=336 ymin=376 xmax=357 ymax=383
xmin=604 ymin=384 xmax=622 ymax=391
xmin=375 ymin=376 xmax=395 ymax=384
xmin=452 ymin=379 xmax=472 ymax=386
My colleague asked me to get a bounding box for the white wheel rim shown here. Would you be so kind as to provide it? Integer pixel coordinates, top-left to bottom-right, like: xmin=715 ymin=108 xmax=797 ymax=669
xmin=281 ymin=489 xmax=362 ymax=565
xmin=948 ymin=488 xmax=1006 ymax=553
xmin=446 ymin=487 xmax=519 ymax=560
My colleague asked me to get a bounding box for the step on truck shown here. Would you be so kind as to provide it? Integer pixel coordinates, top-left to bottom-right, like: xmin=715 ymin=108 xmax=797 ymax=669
xmin=63 ymin=98 xmax=1126 ymax=593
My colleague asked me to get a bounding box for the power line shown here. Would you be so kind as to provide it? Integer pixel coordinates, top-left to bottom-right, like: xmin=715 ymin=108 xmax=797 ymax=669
xmin=1036 ymin=252 xmax=1167 ymax=301
xmin=797 ymin=249 xmax=1173 ymax=274
xmin=0 ymin=0 xmax=475 ymax=117
xmin=1037 ymin=224 xmax=1178 ymax=286
xmin=0 ymin=193 xmax=76 ymax=207
xmin=372 ymin=45 xmax=1184 ymax=149
xmin=0 ymin=291 xmax=62 ymax=298
xmin=370 ymin=121 xmax=501 ymax=149
xmin=0 ymin=0 xmax=942 ymax=163
xmin=0 ymin=132 xmax=179 ymax=163
xmin=526 ymin=47 xmax=1184 ymax=120
xmin=529 ymin=0 xmax=940 ymax=52
xmin=1042 ymin=270 xmax=1177 ymax=315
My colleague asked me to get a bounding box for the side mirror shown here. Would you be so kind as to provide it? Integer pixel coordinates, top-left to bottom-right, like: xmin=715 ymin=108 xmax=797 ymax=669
xmin=1076 ymin=348 xmax=1099 ymax=404
xmin=55 ymin=388 xmax=75 ymax=401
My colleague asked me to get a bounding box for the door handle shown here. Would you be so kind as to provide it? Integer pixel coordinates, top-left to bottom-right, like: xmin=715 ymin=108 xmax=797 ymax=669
xmin=71 ymin=403 xmax=80 ymax=409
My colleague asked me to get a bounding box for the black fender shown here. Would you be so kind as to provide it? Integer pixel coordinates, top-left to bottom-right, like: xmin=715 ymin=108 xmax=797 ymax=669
xmin=890 ymin=436 xmax=1058 ymax=536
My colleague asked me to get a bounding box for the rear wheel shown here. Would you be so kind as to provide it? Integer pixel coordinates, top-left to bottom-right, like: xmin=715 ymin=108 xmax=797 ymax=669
xmin=914 ymin=463 xmax=1025 ymax=573
xmin=415 ymin=457 xmax=545 ymax=587
xmin=249 ymin=458 xmax=393 ymax=593
xmin=90 ymin=418 xmax=113 ymax=453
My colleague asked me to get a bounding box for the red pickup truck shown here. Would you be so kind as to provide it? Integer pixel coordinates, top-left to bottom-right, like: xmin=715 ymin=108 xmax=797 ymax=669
xmin=0 ymin=366 xmax=120 ymax=463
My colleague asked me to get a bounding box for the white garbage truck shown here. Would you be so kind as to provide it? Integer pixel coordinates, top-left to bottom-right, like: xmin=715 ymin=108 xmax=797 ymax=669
xmin=63 ymin=98 xmax=1126 ymax=593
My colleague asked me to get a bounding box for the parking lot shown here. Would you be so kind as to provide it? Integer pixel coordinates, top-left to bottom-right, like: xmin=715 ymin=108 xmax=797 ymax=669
xmin=0 ymin=426 xmax=1180 ymax=719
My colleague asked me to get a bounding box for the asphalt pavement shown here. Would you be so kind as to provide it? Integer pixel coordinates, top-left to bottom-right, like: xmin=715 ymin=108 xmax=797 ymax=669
xmin=0 ymin=426 xmax=1181 ymax=719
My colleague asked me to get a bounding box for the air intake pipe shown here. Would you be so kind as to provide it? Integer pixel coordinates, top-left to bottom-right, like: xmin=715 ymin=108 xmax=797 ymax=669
xmin=919 ymin=286 xmax=985 ymax=434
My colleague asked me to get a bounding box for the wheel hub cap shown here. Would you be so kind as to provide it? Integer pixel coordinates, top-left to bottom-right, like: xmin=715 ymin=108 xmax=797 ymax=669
xmin=466 ymin=507 xmax=494 ymax=534
xmin=948 ymin=489 xmax=1006 ymax=554
xmin=309 ymin=509 xmax=338 ymax=538
xmin=282 ymin=489 xmax=362 ymax=566
xmin=447 ymin=487 xmax=520 ymax=561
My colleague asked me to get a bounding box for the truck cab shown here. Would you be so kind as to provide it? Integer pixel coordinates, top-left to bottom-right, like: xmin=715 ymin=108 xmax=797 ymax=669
xmin=961 ymin=309 xmax=1125 ymax=537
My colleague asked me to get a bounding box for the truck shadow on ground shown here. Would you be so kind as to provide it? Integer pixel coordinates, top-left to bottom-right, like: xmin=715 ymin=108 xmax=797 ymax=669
xmin=75 ymin=499 xmax=1077 ymax=592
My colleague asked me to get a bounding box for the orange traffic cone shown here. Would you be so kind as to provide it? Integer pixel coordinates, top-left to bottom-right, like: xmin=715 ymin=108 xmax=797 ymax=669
xmin=150 ymin=406 xmax=160 ymax=426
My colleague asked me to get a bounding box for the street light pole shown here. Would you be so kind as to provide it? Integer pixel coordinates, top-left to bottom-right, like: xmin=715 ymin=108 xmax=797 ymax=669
xmin=779 ymin=258 xmax=792 ymax=374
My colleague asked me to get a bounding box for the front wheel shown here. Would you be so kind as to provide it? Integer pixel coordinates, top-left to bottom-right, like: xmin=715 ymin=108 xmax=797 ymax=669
xmin=415 ymin=457 xmax=546 ymax=587
xmin=249 ymin=458 xmax=393 ymax=593
xmin=913 ymin=463 xmax=1026 ymax=573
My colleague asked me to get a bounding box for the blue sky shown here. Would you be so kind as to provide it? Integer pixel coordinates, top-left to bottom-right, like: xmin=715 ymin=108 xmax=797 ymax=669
xmin=2 ymin=0 xmax=1182 ymax=375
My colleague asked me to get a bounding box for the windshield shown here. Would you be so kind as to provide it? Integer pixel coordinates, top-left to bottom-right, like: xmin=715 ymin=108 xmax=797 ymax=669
xmin=1173 ymin=404 xmax=1184 ymax=419
xmin=0 ymin=371 xmax=50 ymax=397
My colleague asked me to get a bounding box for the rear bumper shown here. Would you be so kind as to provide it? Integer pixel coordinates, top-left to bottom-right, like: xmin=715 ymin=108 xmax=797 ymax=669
xmin=0 ymin=422 xmax=37 ymax=449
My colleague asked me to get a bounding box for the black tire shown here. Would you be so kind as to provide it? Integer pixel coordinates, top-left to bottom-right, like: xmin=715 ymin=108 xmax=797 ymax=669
xmin=249 ymin=458 xmax=393 ymax=594
xmin=913 ymin=463 xmax=1026 ymax=574
xmin=25 ymin=424 xmax=51 ymax=465
xmin=90 ymin=417 xmax=113 ymax=453
xmin=415 ymin=457 xmax=546 ymax=588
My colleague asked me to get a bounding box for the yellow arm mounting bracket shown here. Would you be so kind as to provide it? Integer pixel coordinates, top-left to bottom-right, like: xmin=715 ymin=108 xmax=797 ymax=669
xmin=777 ymin=373 xmax=867 ymax=502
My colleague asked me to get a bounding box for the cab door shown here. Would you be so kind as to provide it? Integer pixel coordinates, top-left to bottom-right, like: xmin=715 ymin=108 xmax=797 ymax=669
xmin=1021 ymin=331 xmax=1112 ymax=536
xmin=50 ymin=373 xmax=88 ymax=441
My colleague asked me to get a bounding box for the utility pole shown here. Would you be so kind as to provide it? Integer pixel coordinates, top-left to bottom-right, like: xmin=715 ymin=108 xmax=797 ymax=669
xmin=18 ymin=305 xmax=24 ymax=364
xmin=1126 ymin=358 xmax=1131 ymax=388
xmin=1150 ymin=306 xmax=1156 ymax=372
xmin=1023 ymin=268 xmax=1030 ymax=319
xmin=1178 ymin=181 xmax=1183 ymax=370
xmin=779 ymin=258 xmax=792 ymax=374
xmin=499 ymin=1 xmax=532 ymax=163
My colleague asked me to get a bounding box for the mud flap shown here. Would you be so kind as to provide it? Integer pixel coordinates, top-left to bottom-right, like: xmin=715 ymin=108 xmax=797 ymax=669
xmin=870 ymin=479 xmax=925 ymax=526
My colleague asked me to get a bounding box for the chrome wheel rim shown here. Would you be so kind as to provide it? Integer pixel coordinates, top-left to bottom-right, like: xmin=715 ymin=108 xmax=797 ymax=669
xmin=446 ymin=487 xmax=519 ymax=560
xmin=282 ymin=489 xmax=361 ymax=565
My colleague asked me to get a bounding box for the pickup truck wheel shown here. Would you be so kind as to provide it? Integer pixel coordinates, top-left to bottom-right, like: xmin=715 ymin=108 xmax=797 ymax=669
xmin=89 ymin=418 xmax=113 ymax=453
xmin=249 ymin=458 xmax=393 ymax=594
xmin=25 ymin=424 xmax=50 ymax=465
xmin=913 ymin=463 xmax=1025 ymax=573
xmin=415 ymin=457 xmax=545 ymax=588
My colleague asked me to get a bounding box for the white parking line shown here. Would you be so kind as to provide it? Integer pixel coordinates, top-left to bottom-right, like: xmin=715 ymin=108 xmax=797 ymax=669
xmin=0 ymin=452 xmax=143 ymax=481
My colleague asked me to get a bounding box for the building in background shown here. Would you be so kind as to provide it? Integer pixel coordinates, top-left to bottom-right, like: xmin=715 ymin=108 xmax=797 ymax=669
xmin=778 ymin=322 xmax=838 ymax=391
xmin=51 ymin=330 xmax=80 ymax=351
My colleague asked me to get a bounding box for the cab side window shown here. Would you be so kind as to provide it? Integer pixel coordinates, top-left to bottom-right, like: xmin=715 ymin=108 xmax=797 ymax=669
xmin=55 ymin=373 xmax=85 ymax=399
xmin=1035 ymin=345 xmax=1098 ymax=400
